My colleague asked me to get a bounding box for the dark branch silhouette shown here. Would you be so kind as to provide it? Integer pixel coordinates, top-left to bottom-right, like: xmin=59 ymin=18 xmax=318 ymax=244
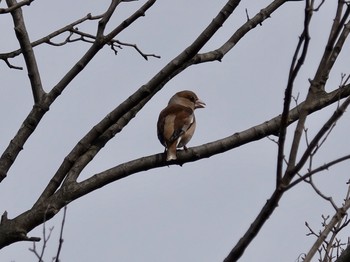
xmin=1 ymin=0 xmax=350 ymax=261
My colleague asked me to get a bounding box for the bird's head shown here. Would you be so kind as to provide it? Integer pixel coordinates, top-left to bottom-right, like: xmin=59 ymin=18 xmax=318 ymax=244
xmin=168 ymin=90 xmax=206 ymax=110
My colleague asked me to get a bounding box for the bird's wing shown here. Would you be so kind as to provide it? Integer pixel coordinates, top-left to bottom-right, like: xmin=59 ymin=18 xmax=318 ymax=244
xmin=157 ymin=104 xmax=194 ymax=146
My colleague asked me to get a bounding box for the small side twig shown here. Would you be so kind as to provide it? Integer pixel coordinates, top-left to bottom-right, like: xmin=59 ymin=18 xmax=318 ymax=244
xmin=313 ymin=0 xmax=326 ymax=12
xmin=285 ymin=154 xmax=350 ymax=190
xmin=53 ymin=206 xmax=68 ymax=262
xmin=306 ymin=176 xmax=338 ymax=210
xmin=245 ymin=8 xmax=250 ymax=21
xmin=114 ymin=40 xmax=161 ymax=60
xmin=2 ymin=57 xmax=23 ymax=70
xmin=29 ymin=223 xmax=54 ymax=262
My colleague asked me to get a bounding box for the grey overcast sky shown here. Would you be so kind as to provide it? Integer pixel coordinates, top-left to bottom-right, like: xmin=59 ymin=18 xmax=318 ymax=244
xmin=1 ymin=0 xmax=350 ymax=261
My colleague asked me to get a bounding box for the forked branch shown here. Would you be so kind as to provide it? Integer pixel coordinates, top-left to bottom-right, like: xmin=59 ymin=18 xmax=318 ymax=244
xmin=0 ymin=0 xmax=33 ymax=14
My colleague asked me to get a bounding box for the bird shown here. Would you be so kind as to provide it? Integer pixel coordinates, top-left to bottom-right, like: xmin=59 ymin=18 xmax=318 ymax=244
xmin=157 ymin=90 xmax=206 ymax=161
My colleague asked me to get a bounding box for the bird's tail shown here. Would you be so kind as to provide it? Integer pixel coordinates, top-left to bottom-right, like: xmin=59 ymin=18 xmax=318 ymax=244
xmin=166 ymin=143 xmax=177 ymax=161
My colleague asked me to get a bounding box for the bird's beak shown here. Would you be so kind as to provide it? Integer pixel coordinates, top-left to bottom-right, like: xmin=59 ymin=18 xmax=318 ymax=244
xmin=195 ymin=99 xmax=206 ymax=109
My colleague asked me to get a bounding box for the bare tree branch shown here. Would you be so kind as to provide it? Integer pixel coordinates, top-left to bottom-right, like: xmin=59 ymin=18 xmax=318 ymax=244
xmin=6 ymin=0 xmax=45 ymax=103
xmin=0 ymin=13 xmax=101 ymax=68
xmin=113 ymin=39 xmax=161 ymax=60
xmin=0 ymin=0 xmax=33 ymax=14
xmin=283 ymin=3 xmax=350 ymax=186
xmin=1 ymin=82 xmax=344 ymax=250
xmin=223 ymin=91 xmax=350 ymax=262
xmin=1 ymin=1 xmax=350 ymax=260
xmin=307 ymin=176 xmax=339 ymax=210
xmin=314 ymin=2 xmax=350 ymax=85
xmin=0 ymin=0 xmax=157 ymax=183
xmin=276 ymin=0 xmax=312 ymax=187
xmin=223 ymin=2 xmax=350 ymax=260
xmin=29 ymin=223 xmax=53 ymax=262
xmin=285 ymin=154 xmax=350 ymax=190
xmin=53 ymin=206 xmax=67 ymax=262
xmin=0 ymin=1 xmax=315 ymax=249
xmin=188 ymin=0 xmax=296 ymax=64
xmin=3 ymin=57 xmax=23 ymax=70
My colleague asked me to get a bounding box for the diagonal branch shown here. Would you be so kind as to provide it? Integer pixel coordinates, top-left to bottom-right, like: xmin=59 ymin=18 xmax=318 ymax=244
xmin=6 ymin=0 xmax=45 ymax=103
xmin=314 ymin=2 xmax=350 ymax=85
xmin=285 ymin=154 xmax=350 ymax=190
xmin=193 ymin=0 xmax=299 ymax=62
xmin=96 ymin=0 xmax=123 ymax=37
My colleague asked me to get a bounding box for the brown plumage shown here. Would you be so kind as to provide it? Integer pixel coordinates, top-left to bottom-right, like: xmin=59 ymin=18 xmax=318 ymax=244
xmin=157 ymin=90 xmax=205 ymax=161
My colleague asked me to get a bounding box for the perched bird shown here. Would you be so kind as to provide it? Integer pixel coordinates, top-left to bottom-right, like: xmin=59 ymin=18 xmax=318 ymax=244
xmin=157 ymin=90 xmax=206 ymax=161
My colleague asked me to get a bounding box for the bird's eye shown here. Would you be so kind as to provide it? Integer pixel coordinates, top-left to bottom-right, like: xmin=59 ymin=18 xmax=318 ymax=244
xmin=189 ymin=96 xmax=195 ymax=102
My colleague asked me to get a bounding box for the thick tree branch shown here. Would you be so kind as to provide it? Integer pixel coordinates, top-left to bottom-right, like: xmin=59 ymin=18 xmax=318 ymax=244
xmin=6 ymin=0 xmax=45 ymax=103
xmin=104 ymin=0 xmax=156 ymax=41
xmin=314 ymin=2 xmax=350 ymax=85
xmin=96 ymin=0 xmax=122 ymax=37
xmin=170 ymin=0 xmax=302 ymax=67
xmin=0 ymin=104 xmax=49 ymax=182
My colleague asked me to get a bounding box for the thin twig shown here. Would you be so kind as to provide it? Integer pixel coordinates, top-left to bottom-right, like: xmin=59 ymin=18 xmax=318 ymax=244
xmin=307 ymin=176 xmax=339 ymax=210
xmin=3 ymin=57 xmax=23 ymax=70
xmin=114 ymin=40 xmax=161 ymax=60
xmin=53 ymin=206 xmax=67 ymax=262
xmin=0 ymin=13 xmax=102 ymax=69
xmin=29 ymin=220 xmax=54 ymax=262
xmin=285 ymin=154 xmax=350 ymax=190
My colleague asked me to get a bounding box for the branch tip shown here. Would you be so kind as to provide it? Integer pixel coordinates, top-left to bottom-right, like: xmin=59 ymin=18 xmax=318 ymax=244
xmin=1 ymin=211 xmax=8 ymax=224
